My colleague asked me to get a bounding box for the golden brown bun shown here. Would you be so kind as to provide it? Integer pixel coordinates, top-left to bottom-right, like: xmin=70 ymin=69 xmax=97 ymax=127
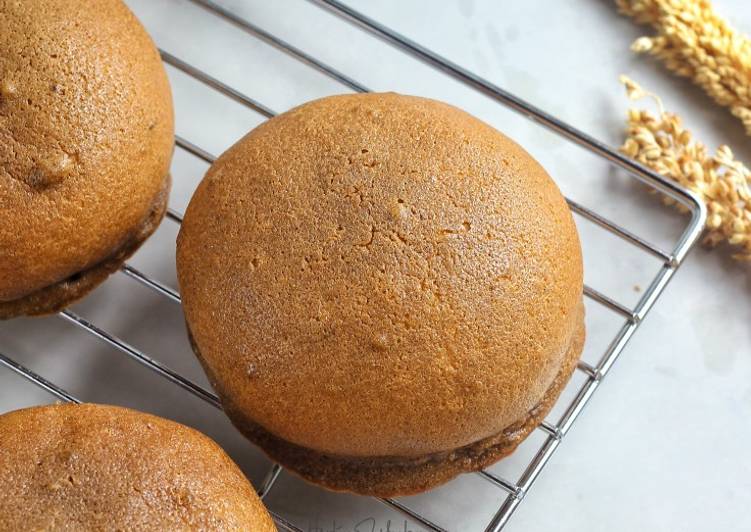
xmin=0 ymin=0 xmax=174 ymax=314
xmin=177 ymin=93 xmax=584 ymax=494
xmin=0 ymin=403 xmax=275 ymax=531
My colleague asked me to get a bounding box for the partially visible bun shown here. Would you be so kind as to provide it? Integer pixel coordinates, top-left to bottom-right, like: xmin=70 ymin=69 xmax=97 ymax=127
xmin=0 ymin=0 xmax=174 ymax=317
xmin=0 ymin=403 xmax=275 ymax=531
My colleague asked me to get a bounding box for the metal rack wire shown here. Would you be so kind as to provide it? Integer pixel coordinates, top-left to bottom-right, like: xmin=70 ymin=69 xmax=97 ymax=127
xmin=0 ymin=1 xmax=707 ymax=530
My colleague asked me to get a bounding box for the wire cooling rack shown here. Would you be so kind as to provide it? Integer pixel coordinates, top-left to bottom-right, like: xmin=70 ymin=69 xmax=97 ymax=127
xmin=0 ymin=1 xmax=707 ymax=530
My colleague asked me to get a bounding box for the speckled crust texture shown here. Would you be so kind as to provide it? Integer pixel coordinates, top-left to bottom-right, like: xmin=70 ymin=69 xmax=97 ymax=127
xmin=191 ymin=305 xmax=583 ymax=496
xmin=0 ymin=403 xmax=276 ymax=531
xmin=177 ymin=92 xmax=585 ymax=491
xmin=0 ymin=0 xmax=174 ymax=307
xmin=0 ymin=173 xmax=170 ymax=319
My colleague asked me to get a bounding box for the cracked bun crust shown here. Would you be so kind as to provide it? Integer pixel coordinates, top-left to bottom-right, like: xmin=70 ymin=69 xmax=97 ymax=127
xmin=0 ymin=404 xmax=275 ymax=531
xmin=0 ymin=0 xmax=174 ymax=316
xmin=177 ymin=93 xmax=584 ymax=495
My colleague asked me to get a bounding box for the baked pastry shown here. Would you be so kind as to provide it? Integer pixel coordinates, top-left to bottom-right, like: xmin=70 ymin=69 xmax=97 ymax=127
xmin=0 ymin=0 xmax=174 ymax=318
xmin=0 ymin=403 xmax=275 ymax=531
xmin=177 ymin=93 xmax=584 ymax=496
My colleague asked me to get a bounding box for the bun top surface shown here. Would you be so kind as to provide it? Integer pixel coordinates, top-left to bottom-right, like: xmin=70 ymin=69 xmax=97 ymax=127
xmin=0 ymin=0 xmax=174 ymax=300
xmin=0 ymin=403 xmax=275 ymax=530
xmin=177 ymin=92 xmax=583 ymax=457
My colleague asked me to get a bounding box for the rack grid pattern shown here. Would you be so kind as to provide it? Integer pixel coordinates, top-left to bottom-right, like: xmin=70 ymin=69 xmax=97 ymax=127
xmin=0 ymin=1 xmax=707 ymax=530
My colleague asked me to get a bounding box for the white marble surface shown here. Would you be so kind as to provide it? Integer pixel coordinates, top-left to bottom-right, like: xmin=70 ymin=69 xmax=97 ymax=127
xmin=2 ymin=1 xmax=750 ymax=530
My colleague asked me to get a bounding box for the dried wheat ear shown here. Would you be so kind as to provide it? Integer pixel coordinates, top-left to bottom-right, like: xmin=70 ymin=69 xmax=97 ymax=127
xmin=619 ymin=75 xmax=751 ymax=261
xmin=617 ymin=0 xmax=751 ymax=135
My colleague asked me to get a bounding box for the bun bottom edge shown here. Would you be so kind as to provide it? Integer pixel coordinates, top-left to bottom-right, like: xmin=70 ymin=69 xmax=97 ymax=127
xmin=190 ymin=303 xmax=585 ymax=497
xmin=0 ymin=173 xmax=171 ymax=319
